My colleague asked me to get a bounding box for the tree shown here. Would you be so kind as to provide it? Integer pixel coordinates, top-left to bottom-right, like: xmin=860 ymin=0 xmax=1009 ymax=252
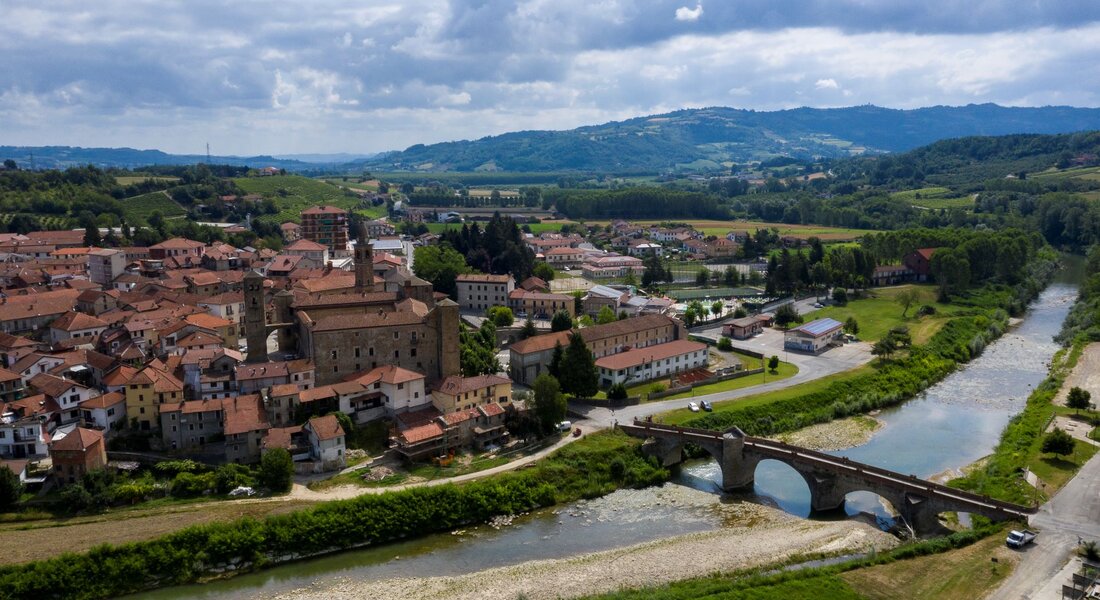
xmin=767 ymin=355 xmax=780 ymax=372
xmin=711 ymin=301 xmax=724 ymax=318
xmin=487 ymin=306 xmax=514 ymax=327
xmin=413 ymin=245 xmax=473 ymax=297
xmin=717 ymin=337 xmax=733 ymax=351
xmin=844 ymin=317 xmax=859 ymax=335
xmin=871 ymin=335 xmax=898 ymax=360
xmin=1067 ymin=386 xmax=1092 ymax=414
xmin=559 ymin=333 xmax=598 ymax=398
xmin=532 ymin=374 xmax=567 ymax=433
xmin=695 ymin=269 xmax=710 ymax=287
xmin=83 ymin=224 xmax=101 ymax=247
xmin=931 ymin=247 xmax=971 ymax=301
xmin=832 ymin=287 xmax=848 ymax=306
xmin=258 ymin=448 xmax=294 ymax=492
xmin=1041 ymin=427 xmax=1075 ymax=458
xmin=733 ymin=307 xmax=748 ymax=318
xmin=532 ymin=262 xmax=556 ymax=282
xmin=0 ymin=467 xmax=21 ymax=511
xmin=2 ymin=159 xmax=16 ymax=170
xmin=550 ymin=310 xmax=572 ymax=332
xmin=774 ymin=303 xmax=802 ymax=328
xmin=520 ymin=317 xmax=538 ymax=340
xmin=607 ymin=382 xmax=628 ymax=401
xmin=895 ymin=288 xmax=921 ymax=317
xmin=596 ymin=305 xmax=617 ymax=324
xmin=460 ymin=321 xmax=501 ymax=376
xmin=548 ymin=342 xmax=564 ymax=378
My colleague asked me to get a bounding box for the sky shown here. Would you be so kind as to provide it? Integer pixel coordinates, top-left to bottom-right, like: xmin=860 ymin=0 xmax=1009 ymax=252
xmin=2 ymin=1 xmax=1099 ymax=155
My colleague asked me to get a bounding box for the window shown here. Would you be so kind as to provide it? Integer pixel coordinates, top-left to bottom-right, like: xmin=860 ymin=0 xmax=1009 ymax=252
xmin=394 ymin=350 xmax=399 ymax=359
xmin=368 ymin=347 xmax=374 ymax=357
xmin=397 ymin=382 xmax=404 ymax=390
xmin=410 ymin=348 xmax=417 ymax=357
xmin=354 ymin=347 xmax=361 ymax=358
xmin=140 ymin=407 xmax=145 ymax=414
xmin=393 ymin=332 xmax=399 ymax=340
xmin=331 ymin=350 xmax=338 ymax=360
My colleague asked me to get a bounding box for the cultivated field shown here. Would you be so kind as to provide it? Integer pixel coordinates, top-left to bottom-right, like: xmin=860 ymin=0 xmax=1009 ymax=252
xmin=234 ymin=175 xmax=383 ymax=223
xmin=121 ymin=190 xmax=187 ymax=223
xmin=588 ymin=219 xmax=873 ymax=240
xmin=1032 ymin=165 xmax=1100 ymax=182
xmin=891 ymin=187 xmax=973 ymax=209
xmin=114 ymin=175 xmax=180 ymax=186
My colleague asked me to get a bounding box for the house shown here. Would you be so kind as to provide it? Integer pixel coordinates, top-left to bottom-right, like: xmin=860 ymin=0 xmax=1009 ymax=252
xmin=282 ymin=239 xmax=331 ymax=269
xmin=454 ymin=274 xmax=515 ymax=313
xmin=222 ymin=394 xmax=270 ymax=464
xmin=596 ymin=340 xmax=709 ymax=387
xmin=304 ymin=414 xmax=346 ymax=471
xmin=124 ymin=362 xmax=185 ymax=431
xmin=148 ymin=238 xmax=206 ymax=265
xmin=627 ymin=240 xmax=663 ymax=257
xmin=159 ymin=398 xmax=225 ymax=452
xmin=48 ymin=312 xmax=107 ymax=345
xmin=280 ymin=222 xmax=302 ymax=242
xmin=0 ymin=409 xmax=50 ymax=459
xmin=783 ymin=318 xmax=845 ymax=353
xmin=872 ymin=265 xmax=913 ymax=287
xmin=722 ymin=315 xmax=769 ymax=339
xmin=300 ymin=206 xmax=350 ymax=254
xmin=79 ymin=391 xmax=126 ymax=433
xmin=903 ymin=249 xmax=937 ymax=282
xmin=508 ymin=314 xmax=683 ymax=385
xmin=507 ymin=289 xmax=574 ymax=319
xmin=432 ymin=374 xmax=512 ymax=414
xmin=345 ymin=364 xmax=430 ymax=415
xmin=542 ymin=246 xmax=584 ymax=267
xmin=28 ymin=373 xmax=97 ymax=425
xmin=50 ymin=427 xmax=107 ymax=484
xmin=87 ymin=248 xmax=126 ymax=286
xmin=583 ymin=285 xmax=627 ymax=316
xmin=581 ymin=255 xmax=645 ymax=280
xmin=0 ymin=368 xmax=24 ymax=404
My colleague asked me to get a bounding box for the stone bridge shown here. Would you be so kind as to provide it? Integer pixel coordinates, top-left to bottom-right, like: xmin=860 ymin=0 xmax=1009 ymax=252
xmin=620 ymin=420 xmax=1036 ymax=532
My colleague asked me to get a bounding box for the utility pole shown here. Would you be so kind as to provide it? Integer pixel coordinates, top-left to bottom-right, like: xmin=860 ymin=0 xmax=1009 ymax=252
xmin=206 ymin=142 xmax=211 ymax=164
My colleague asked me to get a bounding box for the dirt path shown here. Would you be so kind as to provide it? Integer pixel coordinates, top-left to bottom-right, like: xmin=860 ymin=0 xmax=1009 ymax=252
xmin=1056 ymin=342 xmax=1100 ymax=407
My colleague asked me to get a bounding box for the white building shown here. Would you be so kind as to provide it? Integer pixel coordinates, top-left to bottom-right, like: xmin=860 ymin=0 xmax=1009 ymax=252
xmin=596 ymin=340 xmax=708 ymax=387
xmin=79 ymin=391 xmax=127 ymax=433
xmin=88 ymin=248 xmax=126 ymax=286
xmin=455 ymin=274 xmax=515 ymax=313
xmin=783 ymin=318 xmax=845 ymax=353
xmin=354 ymin=364 xmax=430 ymax=415
xmin=0 ymin=414 xmax=49 ymax=459
xmin=305 ymin=414 xmax=346 ymax=471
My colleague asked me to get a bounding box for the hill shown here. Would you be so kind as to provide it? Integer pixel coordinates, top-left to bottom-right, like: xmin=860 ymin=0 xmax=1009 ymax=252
xmin=356 ymin=104 xmax=1100 ymax=173
xmin=0 ymin=146 xmax=317 ymax=172
xmin=232 ymin=175 xmax=384 ymax=224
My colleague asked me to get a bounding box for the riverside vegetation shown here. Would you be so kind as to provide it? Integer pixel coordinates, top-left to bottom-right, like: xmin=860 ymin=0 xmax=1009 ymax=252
xmin=0 ymin=432 xmax=666 ymax=600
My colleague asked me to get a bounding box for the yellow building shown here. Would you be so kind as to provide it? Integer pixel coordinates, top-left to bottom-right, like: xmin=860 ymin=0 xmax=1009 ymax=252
xmin=124 ymin=362 xmax=184 ymax=431
xmin=431 ymin=374 xmax=512 ymax=414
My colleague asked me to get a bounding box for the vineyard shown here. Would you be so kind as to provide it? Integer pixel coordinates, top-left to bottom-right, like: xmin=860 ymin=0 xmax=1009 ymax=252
xmin=233 ymin=175 xmax=384 ymax=224
xmin=121 ymin=191 xmax=187 ymax=223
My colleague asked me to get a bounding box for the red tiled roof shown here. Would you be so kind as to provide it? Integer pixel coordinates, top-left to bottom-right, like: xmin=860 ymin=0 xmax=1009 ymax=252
xmin=80 ymin=391 xmax=125 ymax=409
xmin=399 ymin=422 xmax=443 ymax=444
xmin=50 ymin=311 xmax=107 ymax=332
xmin=434 ymin=374 xmax=511 ymax=396
xmin=595 ymin=340 xmax=706 ymax=371
xmin=51 ymin=427 xmax=103 ymax=452
xmin=307 ymin=414 xmax=345 ymax=441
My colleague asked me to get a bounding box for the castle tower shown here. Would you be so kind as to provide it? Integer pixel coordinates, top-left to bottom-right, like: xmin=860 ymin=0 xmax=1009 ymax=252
xmin=434 ymin=298 xmax=460 ymax=379
xmin=243 ymin=270 xmax=269 ymax=363
xmin=354 ymin=223 xmax=374 ymax=293
xmin=273 ymin=289 xmax=296 ymax=353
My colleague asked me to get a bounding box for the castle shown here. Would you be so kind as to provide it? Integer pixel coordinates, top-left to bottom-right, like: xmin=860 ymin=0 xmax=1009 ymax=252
xmin=244 ymin=225 xmax=460 ymax=386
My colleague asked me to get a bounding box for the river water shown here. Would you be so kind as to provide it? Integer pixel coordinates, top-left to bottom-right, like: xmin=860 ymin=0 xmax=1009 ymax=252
xmin=136 ymin=281 xmax=1078 ymax=600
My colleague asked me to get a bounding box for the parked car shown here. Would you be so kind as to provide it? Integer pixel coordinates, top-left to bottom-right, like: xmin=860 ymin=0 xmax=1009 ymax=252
xmin=688 ymin=402 xmax=700 ymax=412
xmin=813 ymin=302 xmax=824 ymax=309
xmin=228 ymin=486 xmax=256 ymax=497
xmin=557 ymin=420 xmax=573 ymax=432
xmin=701 ymin=400 xmax=713 ymax=412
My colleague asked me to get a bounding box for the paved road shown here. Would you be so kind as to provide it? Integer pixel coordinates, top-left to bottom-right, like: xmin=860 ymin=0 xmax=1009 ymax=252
xmin=570 ymin=331 xmax=873 ymax=428
xmin=992 ymin=451 xmax=1100 ymax=598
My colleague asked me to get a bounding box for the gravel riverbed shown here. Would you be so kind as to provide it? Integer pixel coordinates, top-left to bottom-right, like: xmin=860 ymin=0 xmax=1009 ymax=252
xmin=770 ymin=415 xmax=884 ymax=451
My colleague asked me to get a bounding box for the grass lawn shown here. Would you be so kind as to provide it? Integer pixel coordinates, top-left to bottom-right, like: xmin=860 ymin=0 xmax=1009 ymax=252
xmin=114 ymin=176 xmax=179 ymax=186
xmin=1027 ymin=407 xmax=1100 ymax=492
xmin=661 ymin=363 xmax=876 ymax=425
xmin=582 ymin=219 xmax=873 ymax=241
xmin=121 ymin=190 xmax=187 ymax=223
xmin=1032 ymin=165 xmax=1100 ymax=182
xmin=320 ymin=177 xmax=380 ymax=192
xmin=234 ymin=175 xmax=384 ymax=224
xmin=803 ymin=285 xmax=950 ymax=343
xmin=889 ymin=187 xmax=974 ymax=210
xmin=841 ymin=532 xmax=1018 ymax=600
xmin=662 ymin=358 xmax=798 ymax=401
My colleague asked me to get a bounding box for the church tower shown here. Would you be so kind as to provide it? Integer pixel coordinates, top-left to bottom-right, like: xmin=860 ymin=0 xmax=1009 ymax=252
xmin=354 ymin=222 xmax=374 ymax=292
xmin=243 ymin=270 xmax=268 ymax=363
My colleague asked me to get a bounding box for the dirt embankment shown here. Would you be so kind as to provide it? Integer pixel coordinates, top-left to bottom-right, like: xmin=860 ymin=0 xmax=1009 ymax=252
xmin=771 ymin=415 xmax=884 ymax=451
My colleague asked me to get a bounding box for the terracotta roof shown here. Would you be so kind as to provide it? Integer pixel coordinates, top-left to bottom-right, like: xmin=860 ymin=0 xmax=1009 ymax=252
xmin=595 ymin=340 xmax=707 ymax=371
xmin=478 ymin=402 xmax=506 ymax=417
xmin=307 ymin=414 xmax=345 ymax=441
xmin=222 ymin=394 xmax=270 ymax=435
xmin=915 ymin=248 xmax=938 ymax=260
xmin=301 ymin=205 xmax=348 ymax=215
xmin=299 ymin=385 xmax=338 ymax=403
xmin=177 ymin=331 xmax=223 ymax=348
xmin=263 ymin=425 xmax=303 ymax=450
xmin=293 ymin=275 xmax=356 ymax=294
xmin=284 ymin=239 xmax=328 ymax=252
xmin=236 ymin=361 xmax=289 ymax=380
xmin=455 ymin=273 xmax=513 ymax=284
xmin=149 ymin=238 xmax=205 ymax=250
xmin=51 ymin=427 xmax=103 ymax=452
xmin=399 ymin=422 xmax=443 ymax=444
xmin=0 ymin=367 xmax=20 ymax=383
xmin=508 ymin=330 xmax=572 ymax=355
xmin=80 ymin=391 xmax=125 ymax=409
xmin=160 ymin=398 xmax=225 ymax=415
xmin=28 ymin=373 xmax=82 ymax=398
xmin=435 ymin=374 xmax=511 ymax=396
xmin=348 ymin=364 xmax=425 ymax=386
xmin=4 ymin=394 xmax=58 ymax=418
xmin=269 ymin=383 xmax=300 ymax=397
xmin=49 ymin=311 xmax=107 ymax=332
xmin=305 ymin=309 xmax=425 ymax=332
xmin=184 ymin=313 xmax=233 ymax=330
xmin=395 ymin=406 xmax=442 ymax=429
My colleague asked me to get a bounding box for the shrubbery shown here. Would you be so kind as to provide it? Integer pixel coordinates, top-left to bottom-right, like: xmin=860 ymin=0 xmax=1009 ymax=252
xmin=0 ymin=432 xmax=665 ymax=600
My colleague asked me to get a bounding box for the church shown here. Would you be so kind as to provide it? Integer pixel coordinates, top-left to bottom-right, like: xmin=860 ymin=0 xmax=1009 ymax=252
xmin=244 ymin=225 xmax=460 ymax=386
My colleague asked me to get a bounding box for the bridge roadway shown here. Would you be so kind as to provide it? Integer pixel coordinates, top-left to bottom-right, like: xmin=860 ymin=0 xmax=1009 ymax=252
xmin=620 ymin=420 xmax=1035 ymax=532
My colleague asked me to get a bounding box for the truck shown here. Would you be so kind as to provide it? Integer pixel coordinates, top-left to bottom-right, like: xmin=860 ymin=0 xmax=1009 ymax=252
xmin=1006 ymin=529 xmax=1038 ymax=549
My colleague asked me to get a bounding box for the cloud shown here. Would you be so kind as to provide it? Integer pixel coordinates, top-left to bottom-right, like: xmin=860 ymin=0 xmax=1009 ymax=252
xmin=0 ymin=1 xmax=1097 ymax=154
xmin=675 ymin=4 xmax=703 ymax=22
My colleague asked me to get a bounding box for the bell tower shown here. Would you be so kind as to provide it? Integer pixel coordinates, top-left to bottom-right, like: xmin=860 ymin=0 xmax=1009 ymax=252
xmin=354 ymin=222 xmax=374 ymax=292
xmin=243 ymin=270 xmax=268 ymax=363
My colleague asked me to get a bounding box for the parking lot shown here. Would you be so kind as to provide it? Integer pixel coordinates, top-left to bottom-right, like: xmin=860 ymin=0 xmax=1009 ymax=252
xmin=692 ymin=327 xmax=873 ymax=383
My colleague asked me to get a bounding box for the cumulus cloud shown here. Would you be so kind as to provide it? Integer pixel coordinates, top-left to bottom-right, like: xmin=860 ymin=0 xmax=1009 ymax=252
xmin=0 ymin=1 xmax=1097 ymax=153
xmin=675 ymin=4 xmax=703 ymax=22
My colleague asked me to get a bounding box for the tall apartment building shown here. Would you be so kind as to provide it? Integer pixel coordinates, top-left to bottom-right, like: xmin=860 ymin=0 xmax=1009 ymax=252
xmin=88 ymin=248 xmax=126 ymax=286
xmin=300 ymin=206 xmax=349 ymax=255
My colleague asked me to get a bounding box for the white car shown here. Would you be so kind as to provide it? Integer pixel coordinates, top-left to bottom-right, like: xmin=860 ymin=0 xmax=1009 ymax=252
xmin=813 ymin=302 xmax=824 ymax=309
xmin=557 ymin=420 xmax=573 ymax=432
xmin=688 ymin=402 xmax=700 ymax=412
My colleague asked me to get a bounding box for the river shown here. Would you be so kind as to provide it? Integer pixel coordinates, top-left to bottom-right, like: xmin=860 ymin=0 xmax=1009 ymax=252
xmin=135 ymin=281 xmax=1078 ymax=600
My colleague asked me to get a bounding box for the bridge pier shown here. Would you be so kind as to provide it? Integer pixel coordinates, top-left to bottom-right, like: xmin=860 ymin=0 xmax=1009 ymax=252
xmin=804 ymin=472 xmax=847 ymax=514
xmin=641 ymin=438 xmax=687 ymax=468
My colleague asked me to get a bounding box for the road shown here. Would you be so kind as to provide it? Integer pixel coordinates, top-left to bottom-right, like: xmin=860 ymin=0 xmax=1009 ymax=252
xmin=991 ymin=450 xmax=1100 ymax=598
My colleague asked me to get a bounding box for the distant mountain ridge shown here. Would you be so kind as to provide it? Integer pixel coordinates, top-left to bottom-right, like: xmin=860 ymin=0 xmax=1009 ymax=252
xmin=0 ymin=146 xmax=318 ymax=172
xmin=356 ymin=103 xmax=1100 ymax=172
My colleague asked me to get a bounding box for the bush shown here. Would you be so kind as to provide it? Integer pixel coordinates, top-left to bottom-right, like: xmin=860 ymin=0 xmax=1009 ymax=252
xmin=59 ymin=485 xmax=93 ymax=512
xmin=171 ymin=472 xmax=213 ymax=498
xmin=607 ymin=382 xmax=629 ymax=400
xmin=832 ymin=288 xmax=848 ymax=306
xmin=214 ymin=464 xmax=255 ymax=495
xmin=487 ymin=306 xmax=514 ymax=327
xmin=917 ymin=304 xmax=937 ymax=316
xmin=259 ymin=448 xmax=294 ymax=492
xmin=717 ymin=337 xmax=733 ymax=351
xmin=0 ymin=467 xmax=23 ymax=511
xmin=154 ymin=459 xmax=202 ymax=476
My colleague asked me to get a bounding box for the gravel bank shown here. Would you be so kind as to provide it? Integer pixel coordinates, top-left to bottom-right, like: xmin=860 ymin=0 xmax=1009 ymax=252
xmin=269 ymin=503 xmax=897 ymax=600
xmin=771 ymin=415 xmax=884 ymax=451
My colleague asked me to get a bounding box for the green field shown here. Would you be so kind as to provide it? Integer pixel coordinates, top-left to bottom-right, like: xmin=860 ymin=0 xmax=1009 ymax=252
xmin=1032 ymin=165 xmax=1100 ymax=181
xmin=233 ymin=175 xmax=383 ymax=223
xmin=890 ymin=187 xmax=973 ymax=210
xmin=585 ymin=219 xmax=873 ymax=241
xmin=802 ymin=285 xmax=951 ymax=343
xmin=662 ymin=356 xmax=798 ymax=401
xmin=0 ymin=213 xmax=74 ymax=229
xmin=320 ymin=177 xmax=380 ymax=192
xmin=122 ymin=191 xmax=187 ymax=223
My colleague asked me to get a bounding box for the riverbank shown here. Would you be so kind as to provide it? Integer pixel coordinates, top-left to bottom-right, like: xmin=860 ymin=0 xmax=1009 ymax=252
xmin=770 ymin=415 xmax=883 ymax=451
xmin=267 ymin=490 xmax=898 ymax=600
